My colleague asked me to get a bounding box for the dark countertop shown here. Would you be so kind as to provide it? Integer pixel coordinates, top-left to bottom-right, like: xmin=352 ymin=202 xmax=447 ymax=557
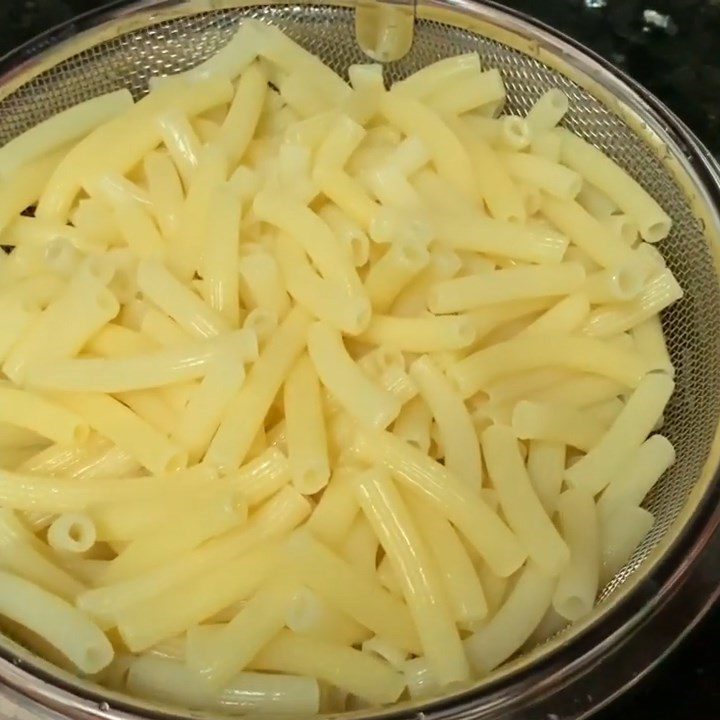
xmin=0 ymin=1 xmax=719 ymax=719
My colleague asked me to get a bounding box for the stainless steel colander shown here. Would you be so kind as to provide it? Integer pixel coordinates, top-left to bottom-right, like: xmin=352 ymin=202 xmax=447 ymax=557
xmin=1 ymin=1 xmax=720 ymax=719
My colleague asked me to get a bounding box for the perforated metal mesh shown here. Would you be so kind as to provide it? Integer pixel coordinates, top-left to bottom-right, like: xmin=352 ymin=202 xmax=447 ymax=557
xmin=0 ymin=0 xmax=719 ymax=680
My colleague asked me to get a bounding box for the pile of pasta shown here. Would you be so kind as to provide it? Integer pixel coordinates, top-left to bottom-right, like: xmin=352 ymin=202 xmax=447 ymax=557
xmin=0 ymin=18 xmax=683 ymax=715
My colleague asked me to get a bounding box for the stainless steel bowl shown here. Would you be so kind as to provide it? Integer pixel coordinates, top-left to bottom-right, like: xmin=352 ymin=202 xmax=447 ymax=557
xmin=1 ymin=1 xmax=720 ymax=718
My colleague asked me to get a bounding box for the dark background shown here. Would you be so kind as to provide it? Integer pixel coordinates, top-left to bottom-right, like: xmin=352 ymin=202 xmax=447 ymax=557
xmin=0 ymin=0 xmax=719 ymax=718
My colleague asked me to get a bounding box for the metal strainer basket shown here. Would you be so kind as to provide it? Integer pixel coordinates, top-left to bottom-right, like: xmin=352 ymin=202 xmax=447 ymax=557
xmin=1 ymin=1 xmax=720 ymax=718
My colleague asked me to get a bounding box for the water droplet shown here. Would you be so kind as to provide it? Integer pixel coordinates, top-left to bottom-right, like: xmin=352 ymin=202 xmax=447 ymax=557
xmin=584 ymin=0 xmax=607 ymax=8
xmin=99 ymin=702 xmax=111 ymax=713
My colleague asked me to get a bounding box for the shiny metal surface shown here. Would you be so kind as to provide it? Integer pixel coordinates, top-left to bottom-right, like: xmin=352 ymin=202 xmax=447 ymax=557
xmin=0 ymin=1 xmax=719 ymax=718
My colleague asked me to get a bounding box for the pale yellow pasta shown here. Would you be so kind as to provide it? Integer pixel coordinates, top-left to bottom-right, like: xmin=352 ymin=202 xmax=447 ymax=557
xmin=450 ymin=335 xmax=648 ymax=399
xmin=314 ymin=114 xmax=366 ymax=178
xmin=286 ymin=586 xmax=370 ymax=646
xmin=0 ymin=217 xmax=89 ymax=254
xmin=174 ymin=149 xmax=228 ymax=276
xmin=576 ymin=180 xmax=617 ymax=219
xmin=171 ymin=345 xmax=248 ymax=462
xmin=0 ymin=465 xmax=212 ymax=515
xmin=361 ymin=635 xmax=409 ymax=669
xmin=450 ymin=118 xmax=525 ymax=222
xmin=251 ymin=630 xmax=405 ymax=705
xmin=553 ymin=489 xmax=599 ymax=621
xmin=0 ymin=570 xmax=114 ymax=673
xmin=187 ymin=579 xmax=300 ymax=688
xmin=227 ymin=447 xmax=290 ymax=507
xmin=530 ymin=129 xmax=562 ymax=161
xmin=117 ymin=543 xmax=282 ymax=652
xmin=465 ymin=562 xmax=555 ymax=673
xmin=273 ymin=233 xmax=371 ymax=335
xmin=520 ymin=293 xmax=589 ymax=337
xmin=102 ymin=489 xmax=247 ymax=584
xmin=218 ymin=61 xmax=267 ymax=163
xmin=434 ymin=214 xmax=567 ymax=265
xmin=0 ymin=296 xmax=37 ymax=362
xmin=376 ymin=553 xmax=403 ymax=597
xmin=353 ymin=468 xmax=469 ymax=685
xmin=0 ymin=509 xmax=84 ymax=601
xmin=3 ymin=264 xmax=118 ymax=383
xmin=583 ymin=269 xmax=683 ymax=337
xmin=306 ymin=468 xmax=360 ymax=546
xmin=127 ymin=654 xmax=320 ymax=715
xmin=559 ymin=130 xmax=672 ymax=242
xmin=597 ymin=434 xmax=675 ymax=519
xmin=565 ymin=373 xmax=674 ymax=495
xmin=498 ymin=116 xmax=532 ymax=149
xmin=359 ymin=315 xmax=476 ymax=354
xmin=308 ymin=322 xmax=400 ymax=429
xmin=319 ymin=203 xmax=370 ymax=267
xmin=253 ymin=192 xmax=361 ymax=293
xmin=528 ymin=374 xmax=626 ymax=409
xmin=284 ymin=354 xmax=330 ymax=494
xmin=0 ymin=28 xmax=684 ymax=709
xmin=315 ymin=168 xmax=379 ymax=229
xmin=339 ymin=516 xmax=379 ymax=578
xmin=428 ymin=263 xmax=585 ymax=314
xmin=541 ymin=195 xmax=634 ymax=270
xmin=392 ymin=396 xmax=433 ymax=454
xmin=200 ymin=184 xmax=242 ymax=326
xmin=599 ymin=505 xmax=654 ymax=585
xmin=405 ymin=492 xmax=487 ymax=625
xmin=393 ymin=53 xmax=480 ymax=98
xmin=410 ymin=356 xmax=482 ymax=487
xmin=0 ymin=154 xmax=64 ymax=240
xmin=107 ymin=390 xmax=175 ymax=435
xmin=481 ymin=425 xmax=569 ymax=576
xmin=0 ymin=91 xmax=133 ymax=178
xmin=0 ymin=387 xmax=88 ymax=445
xmin=38 ymin=77 xmax=232 ymax=222
xmin=525 ymin=89 xmax=569 ymax=132
xmin=81 ymin=485 xmax=310 ymax=623
xmin=364 ymin=240 xmax=430 ymax=313
xmin=501 ymin=151 xmax=581 ymax=200
xmin=511 ymin=400 xmax=608 ymax=452
xmin=47 ymin=513 xmax=97 ymax=554
xmin=631 ymin=315 xmax=674 ymax=375
xmin=426 ymin=69 xmax=505 ymax=115
xmin=136 ymin=258 xmax=229 ymax=338
xmin=526 ymin=440 xmax=566 ymax=515
xmin=583 ymin=260 xmax=647 ymax=304
xmin=159 ymin=19 xmax=261 ymax=83
xmin=236 ymin=255 xmax=289 ymax=320
xmin=286 ymin=529 xmax=420 ymax=653
xmin=24 ymin=330 xmax=254 ymax=393
xmin=95 ymin=188 xmax=164 ymax=261
xmin=155 ymin=109 xmax=200 ymax=188
xmin=142 ymin=150 xmax=183 ymax=242
xmin=412 ymin=170 xmax=471 ymax=217
xmin=52 ymin=393 xmax=186 ymax=476
xmin=381 ymin=92 xmax=477 ymax=199
xmin=403 ymin=657 xmax=441 ymax=700
xmin=356 ymin=349 xmax=418 ymax=406
xmin=85 ymin=323 xmax=155 ymax=358
xmin=368 ymin=205 xmax=432 ymax=246
xmin=206 ymin=307 xmax=311 ymax=471
xmin=352 ymin=428 xmax=525 ymax=577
